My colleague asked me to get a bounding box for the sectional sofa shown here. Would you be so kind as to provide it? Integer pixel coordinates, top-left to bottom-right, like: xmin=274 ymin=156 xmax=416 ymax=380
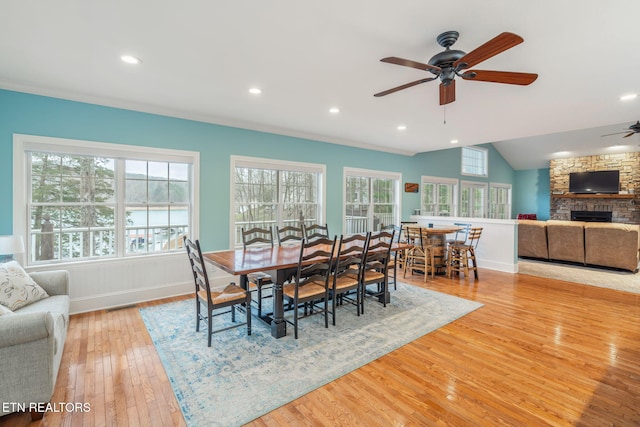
xmin=518 ymin=219 xmax=640 ymax=272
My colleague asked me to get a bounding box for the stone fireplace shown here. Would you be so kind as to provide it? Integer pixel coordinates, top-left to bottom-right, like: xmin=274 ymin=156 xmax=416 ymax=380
xmin=549 ymin=152 xmax=640 ymax=223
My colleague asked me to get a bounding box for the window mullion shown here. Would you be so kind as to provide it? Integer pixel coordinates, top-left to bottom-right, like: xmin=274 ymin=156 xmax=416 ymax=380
xmin=115 ymin=158 xmax=126 ymax=257
xmin=277 ymin=170 xmax=283 ymax=228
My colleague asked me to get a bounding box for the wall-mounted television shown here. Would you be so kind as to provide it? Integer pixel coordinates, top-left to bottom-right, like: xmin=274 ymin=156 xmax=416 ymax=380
xmin=569 ymin=170 xmax=619 ymax=194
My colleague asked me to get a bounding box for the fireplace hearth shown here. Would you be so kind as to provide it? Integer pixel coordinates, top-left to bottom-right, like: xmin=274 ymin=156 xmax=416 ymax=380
xmin=571 ymin=210 xmax=612 ymax=222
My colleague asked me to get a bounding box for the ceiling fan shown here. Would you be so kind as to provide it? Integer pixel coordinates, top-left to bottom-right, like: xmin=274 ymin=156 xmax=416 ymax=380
xmin=374 ymin=31 xmax=538 ymax=105
xmin=600 ymin=121 xmax=640 ymax=138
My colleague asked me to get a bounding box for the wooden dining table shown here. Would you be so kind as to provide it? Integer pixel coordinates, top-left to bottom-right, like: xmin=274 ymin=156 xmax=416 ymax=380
xmin=203 ymin=240 xmax=409 ymax=338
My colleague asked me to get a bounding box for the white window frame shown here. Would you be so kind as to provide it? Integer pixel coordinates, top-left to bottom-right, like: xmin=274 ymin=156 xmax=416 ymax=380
xmin=461 ymin=146 xmax=488 ymax=178
xmin=230 ymin=156 xmax=326 ymax=247
xmin=343 ymin=167 xmax=401 ymax=233
xmin=459 ymin=180 xmax=488 ymax=218
xmin=489 ymin=182 xmax=512 ymax=219
xmin=420 ymin=176 xmax=458 ymax=217
xmin=13 ymin=134 xmax=200 ymax=265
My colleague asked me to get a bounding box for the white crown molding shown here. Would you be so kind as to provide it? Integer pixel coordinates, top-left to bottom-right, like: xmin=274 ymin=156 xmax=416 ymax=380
xmin=0 ymin=81 xmax=418 ymax=157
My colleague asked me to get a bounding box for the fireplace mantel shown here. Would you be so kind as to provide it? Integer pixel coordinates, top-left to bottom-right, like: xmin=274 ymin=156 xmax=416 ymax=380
xmin=552 ymin=194 xmax=635 ymax=199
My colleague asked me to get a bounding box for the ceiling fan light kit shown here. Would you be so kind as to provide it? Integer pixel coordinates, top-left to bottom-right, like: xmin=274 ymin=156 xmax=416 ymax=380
xmin=375 ymin=30 xmax=538 ymax=105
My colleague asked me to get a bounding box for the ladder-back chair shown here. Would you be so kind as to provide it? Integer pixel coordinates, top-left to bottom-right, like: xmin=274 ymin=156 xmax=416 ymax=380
xmin=184 ymin=236 xmax=251 ymax=347
xmin=241 ymin=226 xmax=274 ymax=319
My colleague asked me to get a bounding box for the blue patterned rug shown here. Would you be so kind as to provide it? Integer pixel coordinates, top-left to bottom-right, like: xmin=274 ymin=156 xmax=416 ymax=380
xmin=140 ymin=283 xmax=482 ymax=427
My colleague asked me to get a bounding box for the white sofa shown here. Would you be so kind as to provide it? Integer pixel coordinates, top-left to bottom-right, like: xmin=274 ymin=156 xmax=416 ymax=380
xmin=0 ymin=270 xmax=70 ymax=420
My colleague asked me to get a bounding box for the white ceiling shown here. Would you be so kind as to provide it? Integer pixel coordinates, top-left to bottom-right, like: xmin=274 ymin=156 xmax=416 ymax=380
xmin=1 ymin=1 xmax=639 ymax=170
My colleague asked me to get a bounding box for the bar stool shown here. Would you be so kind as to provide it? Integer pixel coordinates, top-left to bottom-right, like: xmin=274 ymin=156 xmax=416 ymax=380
xmin=403 ymin=227 xmax=435 ymax=282
xmin=447 ymin=227 xmax=482 ymax=280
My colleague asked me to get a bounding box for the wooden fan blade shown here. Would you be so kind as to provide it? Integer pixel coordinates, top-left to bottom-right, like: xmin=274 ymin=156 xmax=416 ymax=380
xmin=453 ymin=32 xmax=524 ymax=70
xmin=440 ymin=80 xmax=455 ymax=105
xmin=463 ymin=70 xmax=538 ymax=85
xmin=381 ymin=57 xmax=441 ymax=73
xmin=623 ymin=132 xmax=636 ymax=138
xmin=374 ymin=77 xmax=438 ymax=97
xmin=601 ymin=131 xmax=630 ymax=137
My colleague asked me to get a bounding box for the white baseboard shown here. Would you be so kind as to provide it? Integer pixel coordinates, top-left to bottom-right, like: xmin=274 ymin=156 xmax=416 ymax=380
xmin=69 ymin=275 xmax=237 ymax=314
xmin=478 ymin=258 xmax=518 ymax=274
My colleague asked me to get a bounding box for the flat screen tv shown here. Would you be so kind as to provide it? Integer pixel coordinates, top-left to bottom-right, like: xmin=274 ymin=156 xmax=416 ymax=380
xmin=569 ymin=170 xmax=619 ymax=194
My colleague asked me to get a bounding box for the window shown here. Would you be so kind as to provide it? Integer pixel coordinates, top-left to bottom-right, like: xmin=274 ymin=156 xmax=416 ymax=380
xmin=461 ymin=146 xmax=488 ymax=177
xmin=459 ymin=181 xmax=488 ymax=218
xmin=420 ymin=176 xmax=458 ymax=216
xmin=232 ymin=156 xmax=325 ymax=247
xmin=489 ymin=183 xmax=512 ymax=219
xmin=14 ymin=134 xmax=199 ymax=265
xmin=344 ymin=168 xmax=400 ymax=233
xmin=125 ymin=161 xmax=191 ymax=254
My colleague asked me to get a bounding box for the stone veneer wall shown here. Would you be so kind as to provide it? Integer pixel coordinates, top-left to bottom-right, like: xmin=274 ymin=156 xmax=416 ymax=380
xmin=549 ymin=152 xmax=640 ymax=223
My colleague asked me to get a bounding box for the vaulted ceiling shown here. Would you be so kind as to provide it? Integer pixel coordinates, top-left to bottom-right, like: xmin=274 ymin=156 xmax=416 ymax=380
xmin=1 ymin=1 xmax=639 ymax=169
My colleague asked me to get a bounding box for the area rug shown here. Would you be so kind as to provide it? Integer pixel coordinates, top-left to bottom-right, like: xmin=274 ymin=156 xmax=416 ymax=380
xmin=139 ymin=283 xmax=482 ymax=427
xmin=518 ymin=259 xmax=640 ymax=294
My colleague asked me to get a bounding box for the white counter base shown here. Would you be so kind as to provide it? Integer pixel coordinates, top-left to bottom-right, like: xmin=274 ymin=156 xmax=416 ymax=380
xmin=408 ymin=216 xmax=518 ymax=274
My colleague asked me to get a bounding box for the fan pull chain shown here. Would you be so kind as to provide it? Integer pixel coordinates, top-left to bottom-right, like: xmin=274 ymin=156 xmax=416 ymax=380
xmin=443 ymin=106 xmax=446 ymax=124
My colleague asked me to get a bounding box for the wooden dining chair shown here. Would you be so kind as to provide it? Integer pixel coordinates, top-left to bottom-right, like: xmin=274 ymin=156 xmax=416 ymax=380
xmin=184 ymin=236 xmax=251 ymax=347
xmin=447 ymin=227 xmax=483 ymax=279
xmin=276 ymin=225 xmax=304 ymax=246
xmin=241 ymin=226 xmax=274 ymax=319
xmin=403 ymin=227 xmax=435 ymax=282
xmin=282 ymin=236 xmax=336 ymax=339
xmin=360 ymin=229 xmax=394 ymax=313
xmin=328 ymin=233 xmax=369 ymax=325
xmin=380 ymin=224 xmax=403 ymax=290
xmin=303 ymin=223 xmax=330 ymax=241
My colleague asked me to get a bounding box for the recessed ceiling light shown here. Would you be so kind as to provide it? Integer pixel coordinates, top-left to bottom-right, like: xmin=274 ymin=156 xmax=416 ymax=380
xmin=450 ymin=139 xmax=458 ymax=144
xmin=249 ymin=87 xmax=262 ymax=95
xmin=397 ymin=125 xmax=407 ymax=131
xmin=329 ymin=107 xmax=340 ymax=114
xmin=552 ymin=151 xmax=571 ymax=157
xmin=120 ymin=55 xmax=141 ymax=65
xmin=620 ymin=93 xmax=637 ymax=101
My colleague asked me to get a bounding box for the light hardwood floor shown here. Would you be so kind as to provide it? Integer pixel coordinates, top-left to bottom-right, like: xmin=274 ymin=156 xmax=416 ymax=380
xmin=2 ymin=269 xmax=639 ymax=426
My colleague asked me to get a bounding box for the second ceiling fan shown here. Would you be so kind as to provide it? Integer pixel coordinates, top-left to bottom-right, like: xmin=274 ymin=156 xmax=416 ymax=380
xmin=374 ymin=31 xmax=538 ymax=105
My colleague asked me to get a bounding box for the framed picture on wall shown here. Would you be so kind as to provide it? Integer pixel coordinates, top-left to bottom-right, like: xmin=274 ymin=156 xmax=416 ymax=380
xmin=404 ymin=183 xmax=419 ymax=193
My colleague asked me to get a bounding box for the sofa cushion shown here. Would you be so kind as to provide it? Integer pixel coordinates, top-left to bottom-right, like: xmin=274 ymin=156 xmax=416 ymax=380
xmin=0 ymin=304 xmax=13 ymax=316
xmin=546 ymin=220 xmax=585 ymax=264
xmin=584 ymin=223 xmax=640 ymax=272
xmin=518 ymin=220 xmax=548 ymax=259
xmin=0 ymin=261 xmax=49 ymax=311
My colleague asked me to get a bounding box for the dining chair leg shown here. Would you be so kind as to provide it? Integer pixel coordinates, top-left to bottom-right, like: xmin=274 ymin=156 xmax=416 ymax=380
xmin=324 ymin=291 xmax=329 ymax=329
xmin=332 ymin=292 xmax=337 ymax=325
xmin=195 ymin=299 xmax=201 ymax=332
xmin=246 ymin=296 xmax=252 ymax=335
xmin=257 ymin=285 xmax=263 ymax=318
xmin=207 ymin=313 xmax=213 ymax=347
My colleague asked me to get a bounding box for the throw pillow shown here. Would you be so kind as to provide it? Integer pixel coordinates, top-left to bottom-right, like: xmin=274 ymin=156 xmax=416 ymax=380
xmin=0 ymin=304 xmax=13 ymax=316
xmin=0 ymin=261 xmax=49 ymax=311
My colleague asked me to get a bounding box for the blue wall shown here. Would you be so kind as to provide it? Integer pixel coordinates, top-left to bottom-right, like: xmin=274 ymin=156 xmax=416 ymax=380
xmin=513 ymin=168 xmax=550 ymax=220
xmin=0 ymin=89 xmax=526 ymax=250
